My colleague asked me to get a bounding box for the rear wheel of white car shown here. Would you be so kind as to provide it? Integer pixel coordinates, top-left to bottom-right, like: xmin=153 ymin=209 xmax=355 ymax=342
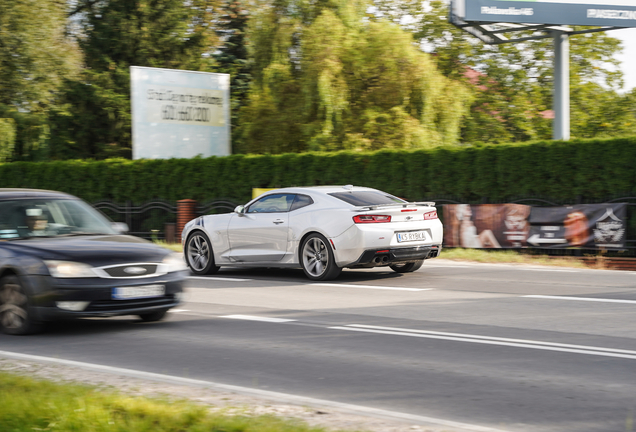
xmin=186 ymin=231 xmax=220 ymax=275
xmin=390 ymin=260 xmax=424 ymax=273
xmin=300 ymin=233 xmax=341 ymax=281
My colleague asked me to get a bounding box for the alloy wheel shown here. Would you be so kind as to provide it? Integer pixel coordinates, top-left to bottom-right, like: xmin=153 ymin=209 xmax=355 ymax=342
xmin=187 ymin=234 xmax=210 ymax=272
xmin=302 ymin=237 xmax=329 ymax=278
xmin=0 ymin=282 xmax=28 ymax=331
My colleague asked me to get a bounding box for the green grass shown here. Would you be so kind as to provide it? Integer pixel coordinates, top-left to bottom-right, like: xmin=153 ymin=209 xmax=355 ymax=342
xmin=153 ymin=240 xmax=183 ymax=253
xmin=440 ymin=248 xmax=587 ymax=268
xmin=0 ymin=372 xmax=344 ymax=432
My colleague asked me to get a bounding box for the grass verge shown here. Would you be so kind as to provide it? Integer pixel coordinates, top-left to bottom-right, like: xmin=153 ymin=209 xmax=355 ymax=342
xmin=0 ymin=372 xmax=342 ymax=432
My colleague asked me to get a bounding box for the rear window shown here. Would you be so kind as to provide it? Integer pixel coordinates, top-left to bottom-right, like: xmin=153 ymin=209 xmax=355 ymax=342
xmin=329 ymin=191 xmax=406 ymax=206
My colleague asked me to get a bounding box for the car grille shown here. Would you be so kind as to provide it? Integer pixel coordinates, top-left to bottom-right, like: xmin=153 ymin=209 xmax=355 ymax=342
xmin=85 ymin=295 xmax=176 ymax=312
xmin=100 ymin=264 xmax=159 ymax=278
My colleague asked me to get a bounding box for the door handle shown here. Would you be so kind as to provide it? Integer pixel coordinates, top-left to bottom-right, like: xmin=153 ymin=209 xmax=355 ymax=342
xmin=273 ymin=219 xmax=285 ymax=224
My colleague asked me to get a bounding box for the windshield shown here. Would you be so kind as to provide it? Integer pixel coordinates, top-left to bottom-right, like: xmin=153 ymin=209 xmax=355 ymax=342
xmin=0 ymin=198 xmax=117 ymax=239
xmin=328 ymin=191 xmax=406 ymax=206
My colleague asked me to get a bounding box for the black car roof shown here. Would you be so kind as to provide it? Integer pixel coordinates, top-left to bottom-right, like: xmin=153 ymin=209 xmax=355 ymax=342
xmin=0 ymin=188 xmax=76 ymax=200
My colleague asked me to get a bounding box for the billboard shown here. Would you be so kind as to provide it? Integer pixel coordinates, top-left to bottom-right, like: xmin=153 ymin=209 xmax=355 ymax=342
xmin=442 ymin=203 xmax=626 ymax=249
xmin=452 ymin=0 xmax=636 ymax=27
xmin=130 ymin=66 xmax=230 ymax=160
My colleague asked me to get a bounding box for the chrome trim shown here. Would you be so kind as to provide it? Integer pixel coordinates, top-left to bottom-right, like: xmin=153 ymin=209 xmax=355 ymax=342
xmin=93 ymin=262 xmax=167 ymax=279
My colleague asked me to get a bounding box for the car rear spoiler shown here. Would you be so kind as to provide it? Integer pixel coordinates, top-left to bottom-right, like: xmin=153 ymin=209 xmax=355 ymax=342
xmin=353 ymin=202 xmax=436 ymax=211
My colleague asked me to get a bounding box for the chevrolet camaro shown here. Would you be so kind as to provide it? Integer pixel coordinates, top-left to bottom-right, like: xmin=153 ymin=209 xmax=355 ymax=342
xmin=182 ymin=186 xmax=443 ymax=280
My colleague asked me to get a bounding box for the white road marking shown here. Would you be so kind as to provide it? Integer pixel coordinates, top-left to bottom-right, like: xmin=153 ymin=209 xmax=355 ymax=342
xmin=329 ymin=325 xmax=636 ymax=360
xmin=188 ymin=276 xmax=252 ymax=282
xmin=423 ymin=264 xmax=471 ymax=268
xmin=521 ymin=268 xmax=578 ymax=272
xmin=346 ymin=324 xmax=636 ymax=355
xmin=524 ymin=295 xmax=636 ymax=304
xmin=312 ymin=283 xmax=430 ymax=292
xmin=169 ymin=309 xmax=190 ymax=313
xmin=220 ymin=314 xmax=296 ymax=323
xmin=0 ymin=350 xmax=509 ymax=432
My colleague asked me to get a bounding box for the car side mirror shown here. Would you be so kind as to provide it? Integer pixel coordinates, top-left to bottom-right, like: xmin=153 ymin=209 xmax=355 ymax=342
xmin=111 ymin=222 xmax=129 ymax=234
xmin=234 ymin=205 xmax=246 ymax=216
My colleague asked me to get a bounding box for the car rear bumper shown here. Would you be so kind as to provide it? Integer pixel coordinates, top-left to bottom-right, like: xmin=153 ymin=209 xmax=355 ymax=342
xmin=347 ymin=244 xmax=441 ymax=268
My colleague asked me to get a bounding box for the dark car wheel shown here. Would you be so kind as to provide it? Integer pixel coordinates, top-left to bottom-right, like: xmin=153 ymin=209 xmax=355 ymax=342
xmin=0 ymin=276 xmax=41 ymax=335
xmin=138 ymin=309 xmax=168 ymax=322
xmin=300 ymin=233 xmax=341 ymax=281
xmin=185 ymin=231 xmax=220 ymax=275
xmin=389 ymin=260 xmax=425 ymax=273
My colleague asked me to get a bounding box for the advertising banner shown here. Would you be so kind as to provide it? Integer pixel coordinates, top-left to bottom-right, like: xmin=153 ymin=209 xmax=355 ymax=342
xmin=443 ymin=204 xmax=532 ymax=248
xmin=453 ymin=0 xmax=636 ymax=27
xmin=443 ymin=203 xmax=627 ymax=249
xmin=527 ymin=204 xmax=626 ymax=249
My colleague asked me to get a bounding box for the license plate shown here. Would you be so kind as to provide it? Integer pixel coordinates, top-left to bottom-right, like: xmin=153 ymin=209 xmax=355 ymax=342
xmin=396 ymin=231 xmax=427 ymax=243
xmin=112 ymin=285 xmax=165 ymax=300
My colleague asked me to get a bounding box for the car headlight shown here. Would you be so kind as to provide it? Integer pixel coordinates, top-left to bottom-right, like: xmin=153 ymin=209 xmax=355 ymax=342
xmin=44 ymin=260 xmax=96 ymax=278
xmin=162 ymin=253 xmax=188 ymax=273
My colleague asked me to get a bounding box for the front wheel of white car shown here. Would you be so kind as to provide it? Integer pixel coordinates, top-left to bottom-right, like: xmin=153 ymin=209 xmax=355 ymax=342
xmin=186 ymin=231 xmax=220 ymax=275
xmin=300 ymin=233 xmax=341 ymax=281
xmin=389 ymin=260 xmax=424 ymax=273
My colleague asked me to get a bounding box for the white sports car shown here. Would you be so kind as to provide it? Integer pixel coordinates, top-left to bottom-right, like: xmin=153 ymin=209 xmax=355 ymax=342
xmin=182 ymin=186 xmax=443 ymax=280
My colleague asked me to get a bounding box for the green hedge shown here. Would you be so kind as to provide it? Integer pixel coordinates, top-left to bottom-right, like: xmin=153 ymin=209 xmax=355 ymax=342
xmin=1 ymin=136 xmax=635 ymax=204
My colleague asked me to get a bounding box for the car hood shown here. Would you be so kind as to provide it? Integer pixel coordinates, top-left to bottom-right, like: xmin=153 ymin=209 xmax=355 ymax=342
xmin=3 ymin=235 xmax=171 ymax=267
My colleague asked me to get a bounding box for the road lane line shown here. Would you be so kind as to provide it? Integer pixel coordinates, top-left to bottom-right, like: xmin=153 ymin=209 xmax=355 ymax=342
xmin=220 ymin=314 xmax=296 ymax=323
xmin=188 ymin=276 xmax=252 ymax=282
xmin=347 ymin=324 xmax=636 ymax=355
xmin=312 ymin=283 xmax=430 ymax=292
xmin=524 ymin=295 xmax=636 ymax=304
xmin=0 ymin=350 xmax=509 ymax=432
xmin=329 ymin=326 xmax=636 ymax=360
xmin=169 ymin=309 xmax=190 ymax=313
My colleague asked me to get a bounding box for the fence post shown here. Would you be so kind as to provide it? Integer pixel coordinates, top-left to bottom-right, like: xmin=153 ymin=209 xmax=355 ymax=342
xmin=177 ymin=199 xmax=198 ymax=243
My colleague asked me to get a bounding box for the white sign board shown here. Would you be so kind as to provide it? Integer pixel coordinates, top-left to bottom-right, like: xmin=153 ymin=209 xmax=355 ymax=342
xmin=131 ymin=66 xmax=231 ymax=159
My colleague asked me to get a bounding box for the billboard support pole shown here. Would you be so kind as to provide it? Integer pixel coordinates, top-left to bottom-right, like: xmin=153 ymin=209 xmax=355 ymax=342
xmin=553 ymin=31 xmax=570 ymax=141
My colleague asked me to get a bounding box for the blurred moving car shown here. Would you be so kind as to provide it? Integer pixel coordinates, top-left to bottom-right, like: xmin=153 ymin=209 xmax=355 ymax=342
xmin=182 ymin=185 xmax=443 ymax=281
xmin=0 ymin=189 xmax=187 ymax=335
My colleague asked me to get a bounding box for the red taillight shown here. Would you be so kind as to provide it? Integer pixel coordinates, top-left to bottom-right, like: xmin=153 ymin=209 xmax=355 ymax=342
xmin=424 ymin=210 xmax=438 ymax=220
xmin=353 ymin=215 xmax=392 ymax=223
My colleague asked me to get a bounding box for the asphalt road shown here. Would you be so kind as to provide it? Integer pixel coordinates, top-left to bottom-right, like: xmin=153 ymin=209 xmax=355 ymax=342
xmin=2 ymin=260 xmax=636 ymax=432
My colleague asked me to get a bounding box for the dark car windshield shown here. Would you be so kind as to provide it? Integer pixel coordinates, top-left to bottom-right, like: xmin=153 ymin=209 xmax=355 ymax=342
xmin=328 ymin=191 xmax=406 ymax=206
xmin=0 ymin=198 xmax=117 ymax=240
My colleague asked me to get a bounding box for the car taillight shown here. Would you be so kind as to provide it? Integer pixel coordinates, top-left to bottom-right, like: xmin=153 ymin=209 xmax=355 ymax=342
xmin=353 ymin=215 xmax=392 ymax=223
xmin=424 ymin=210 xmax=438 ymax=220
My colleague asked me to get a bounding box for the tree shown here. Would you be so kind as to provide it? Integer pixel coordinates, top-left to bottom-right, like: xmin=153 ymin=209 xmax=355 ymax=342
xmin=238 ymin=0 xmax=471 ymax=154
xmin=373 ymin=0 xmax=627 ymax=143
xmin=0 ymin=0 xmax=81 ymax=160
xmin=48 ymin=0 xmax=223 ymax=159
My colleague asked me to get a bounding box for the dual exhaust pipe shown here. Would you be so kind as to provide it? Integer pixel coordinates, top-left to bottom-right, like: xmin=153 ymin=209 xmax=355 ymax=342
xmin=373 ymin=255 xmax=390 ymax=265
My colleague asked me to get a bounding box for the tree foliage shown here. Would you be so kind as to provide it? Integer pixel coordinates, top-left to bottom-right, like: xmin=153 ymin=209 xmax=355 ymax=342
xmin=0 ymin=0 xmax=81 ymax=160
xmin=237 ymin=0 xmax=471 ymax=153
xmin=373 ymin=0 xmax=635 ymax=143
xmin=48 ymin=0 xmax=223 ymax=160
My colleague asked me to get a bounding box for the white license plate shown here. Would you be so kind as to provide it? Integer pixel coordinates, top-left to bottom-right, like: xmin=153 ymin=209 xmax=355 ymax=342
xmin=112 ymin=285 xmax=165 ymax=300
xmin=396 ymin=231 xmax=427 ymax=243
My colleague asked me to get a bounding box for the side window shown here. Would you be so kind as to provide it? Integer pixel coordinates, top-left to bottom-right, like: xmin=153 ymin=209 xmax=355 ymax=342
xmin=247 ymin=194 xmax=295 ymax=213
xmin=290 ymin=194 xmax=314 ymax=211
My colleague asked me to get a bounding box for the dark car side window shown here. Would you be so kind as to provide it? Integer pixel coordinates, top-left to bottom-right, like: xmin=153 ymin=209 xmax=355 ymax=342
xmin=247 ymin=194 xmax=295 ymax=213
xmin=290 ymin=194 xmax=314 ymax=211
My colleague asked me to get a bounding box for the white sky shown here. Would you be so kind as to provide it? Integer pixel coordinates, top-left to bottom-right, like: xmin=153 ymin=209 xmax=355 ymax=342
xmin=612 ymin=27 xmax=636 ymax=92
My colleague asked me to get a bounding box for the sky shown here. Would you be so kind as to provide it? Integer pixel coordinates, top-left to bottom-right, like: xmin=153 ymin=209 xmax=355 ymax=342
xmin=612 ymin=27 xmax=636 ymax=92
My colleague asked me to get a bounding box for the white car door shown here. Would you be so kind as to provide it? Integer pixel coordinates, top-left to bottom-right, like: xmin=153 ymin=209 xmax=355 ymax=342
xmin=227 ymin=193 xmax=294 ymax=262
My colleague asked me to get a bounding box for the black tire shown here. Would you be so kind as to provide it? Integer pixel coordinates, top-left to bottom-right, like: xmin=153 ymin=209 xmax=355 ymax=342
xmin=138 ymin=309 xmax=168 ymax=322
xmin=389 ymin=260 xmax=425 ymax=273
xmin=300 ymin=233 xmax=341 ymax=281
xmin=185 ymin=231 xmax=220 ymax=275
xmin=0 ymin=275 xmax=42 ymax=335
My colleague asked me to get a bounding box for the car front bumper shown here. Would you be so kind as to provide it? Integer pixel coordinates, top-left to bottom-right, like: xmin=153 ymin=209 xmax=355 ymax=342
xmin=25 ymin=272 xmax=186 ymax=321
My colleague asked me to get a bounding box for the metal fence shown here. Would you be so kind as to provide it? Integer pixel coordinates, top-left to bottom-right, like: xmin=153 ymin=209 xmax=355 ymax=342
xmin=91 ymin=199 xmax=238 ymax=241
xmin=91 ymin=197 xmax=636 ymax=255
